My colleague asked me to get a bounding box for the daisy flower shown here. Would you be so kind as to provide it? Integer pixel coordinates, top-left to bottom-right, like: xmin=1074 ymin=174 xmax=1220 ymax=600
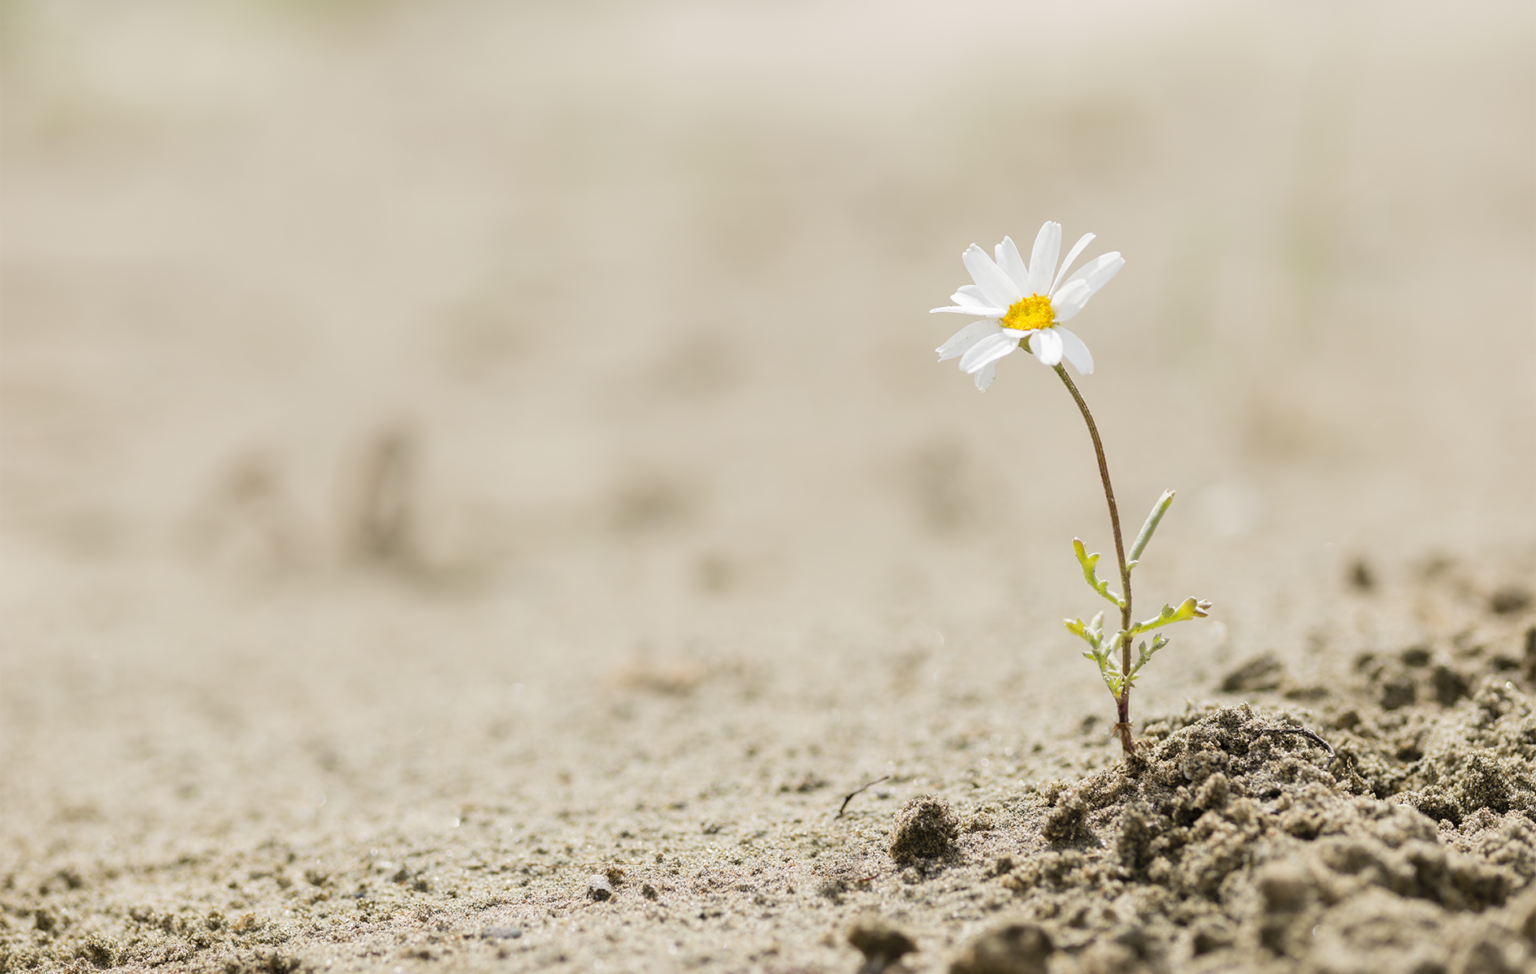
xmin=933 ymin=221 xmax=1124 ymax=391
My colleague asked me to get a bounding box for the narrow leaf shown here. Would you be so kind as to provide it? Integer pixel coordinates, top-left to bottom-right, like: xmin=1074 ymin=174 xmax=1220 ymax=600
xmin=1072 ymin=538 xmax=1125 ymax=608
xmin=1127 ymin=490 xmax=1177 ymax=569
xmin=1127 ymin=597 xmax=1213 ymax=637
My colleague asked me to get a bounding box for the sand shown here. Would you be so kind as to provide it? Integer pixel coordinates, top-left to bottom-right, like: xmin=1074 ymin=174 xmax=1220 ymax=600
xmin=2 ymin=2 xmax=1534 ymax=972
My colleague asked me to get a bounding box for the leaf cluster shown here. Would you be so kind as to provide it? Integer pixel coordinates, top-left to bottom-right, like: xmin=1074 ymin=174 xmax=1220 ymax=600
xmin=1064 ymin=491 xmax=1210 ymax=699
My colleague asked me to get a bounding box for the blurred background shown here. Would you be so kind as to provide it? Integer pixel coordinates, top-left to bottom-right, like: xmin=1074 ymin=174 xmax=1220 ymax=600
xmin=1 ymin=0 xmax=1533 ymax=848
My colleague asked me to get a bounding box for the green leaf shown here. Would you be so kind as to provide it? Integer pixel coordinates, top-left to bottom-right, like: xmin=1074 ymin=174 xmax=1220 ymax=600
xmin=1127 ymin=597 xmax=1213 ymax=637
xmin=1127 ymin=490 xmax=1176 ymax=569
xmin=1127 ymin=634 xmax=1171 ymax=680
xmin=1072 ymin=538 xmax=1125 ymax=608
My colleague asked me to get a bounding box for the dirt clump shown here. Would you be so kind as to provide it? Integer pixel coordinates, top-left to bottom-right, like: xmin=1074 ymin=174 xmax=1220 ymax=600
xmin=948 ymin=922 xmax=1053 ymax=974
xmin=1219 ymin=652 xmax=1287 ymax=693
xmin=1040 ymin=789 xmax=1092 ymax=847
xmin=847 ymin=916 xmax=918 ymax=974
xmin=993 ymin=700 xmax=1536 ymax=973
xmin=1491 ymin=587 xmax=1532 ymax=615
xmin=889 ymin=795 xmax=961 ymax=865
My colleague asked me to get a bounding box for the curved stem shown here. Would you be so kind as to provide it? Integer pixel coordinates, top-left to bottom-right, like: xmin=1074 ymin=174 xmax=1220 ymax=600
xmin=1054 ymin=365 xmax=1135 ymax=757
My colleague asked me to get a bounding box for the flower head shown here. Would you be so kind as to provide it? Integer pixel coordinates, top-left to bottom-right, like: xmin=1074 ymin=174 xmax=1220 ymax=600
xmin=932 ymin=221 xmax=1124 ymax=391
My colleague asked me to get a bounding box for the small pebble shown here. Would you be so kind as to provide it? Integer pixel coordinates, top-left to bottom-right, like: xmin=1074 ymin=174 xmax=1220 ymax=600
xmin=586 ymin=874 xmax=614 ymax=901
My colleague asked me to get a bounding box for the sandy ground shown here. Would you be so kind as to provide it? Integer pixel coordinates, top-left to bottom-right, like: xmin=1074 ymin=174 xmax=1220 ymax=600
xmin=2 ymin=1 xmax=1534 ymax=971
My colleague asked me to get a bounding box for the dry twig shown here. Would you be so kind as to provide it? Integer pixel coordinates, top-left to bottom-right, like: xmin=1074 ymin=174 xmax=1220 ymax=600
xmin=836 ymin=775 xmax=891 ymax=819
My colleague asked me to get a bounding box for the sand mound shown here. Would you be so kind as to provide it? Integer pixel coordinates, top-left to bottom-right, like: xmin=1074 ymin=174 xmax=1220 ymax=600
xmin=986 ymin=689 xmax=1535 ymax=973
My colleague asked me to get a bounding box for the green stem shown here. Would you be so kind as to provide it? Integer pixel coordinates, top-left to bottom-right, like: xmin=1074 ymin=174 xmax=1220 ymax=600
xmin=1054 ymin=365 xmax=1135 ymax=757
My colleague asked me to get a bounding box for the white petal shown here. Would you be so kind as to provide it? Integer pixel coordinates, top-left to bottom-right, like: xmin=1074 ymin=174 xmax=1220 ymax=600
xmin=962 ymin=244 xmax=1024 ymax=308
xmin=1057 ymin=327 xmax=1094 ymax=374
xmin=1058 ymin=252 xmax=1124 ymax=299
xmin=931 ymin=304 xmax=1005 ymax=315
xmin=1049 ymin=233 xmax=1095 ymax=296
xmin=973 ymin=361 xmax=998 ymax=392
xmin=1027 ymin=222 xmax=1062 ymax=296
xmin=939 ymin=284 xmax=1005 ymax=316
xmin=995 ymin=236 xmax=1029 ymax=292
xmin=1050 ymin=279 xmax=1093 ymax=321
xmin=954 ymin=284 xmax=992 ymax=307
xmin=936 ymin=319 xmax=1001 ymax=361
xmin=1028 ymin=328 xmax=1064 ymax=367
xmin=959 ymin=331 xmax=1020 ymax=374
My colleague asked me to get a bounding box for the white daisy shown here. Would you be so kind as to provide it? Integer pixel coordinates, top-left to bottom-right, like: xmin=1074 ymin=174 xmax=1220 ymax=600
xmin=932 ymin=221 xmax=1124 ymax=391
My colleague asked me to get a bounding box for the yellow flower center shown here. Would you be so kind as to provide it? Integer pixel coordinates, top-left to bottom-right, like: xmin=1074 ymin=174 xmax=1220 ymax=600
xmin=1001 ymin=294 xmax=1055 ymax=333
